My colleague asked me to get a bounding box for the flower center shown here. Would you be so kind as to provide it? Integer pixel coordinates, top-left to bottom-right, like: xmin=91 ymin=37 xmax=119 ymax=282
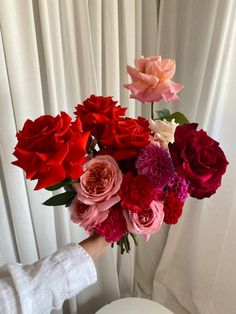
xmin=138 ymin=209 xmax=153 ymax=225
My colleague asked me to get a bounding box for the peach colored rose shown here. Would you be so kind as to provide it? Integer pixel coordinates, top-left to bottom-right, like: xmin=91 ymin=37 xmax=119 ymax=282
xmin=123 ymin=200 xmax=164 ymax=240
xmin=149 ymin=118 xmax=179 ymax=150
xmin=124 ymin=56 xmax=183 ymax=103
xmin=74 ymin=155 xmax=122 ymax=205
xmin=70 ymin=195 xmax=120 ymax=231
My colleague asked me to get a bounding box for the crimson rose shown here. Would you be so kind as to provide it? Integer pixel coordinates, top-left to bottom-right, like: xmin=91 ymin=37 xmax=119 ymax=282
xmin=74 ymin=95 xmax=127 ymax=140
xmin=12 ymin=112 xmax=89 ymax=190
xmin=100 ymin=116 xmax=150 ymax=160
xmin=169 ymin=123 xmax=228 ymax=199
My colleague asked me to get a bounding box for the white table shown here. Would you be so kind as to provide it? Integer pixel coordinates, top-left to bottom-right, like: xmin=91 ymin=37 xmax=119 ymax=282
xmin=96 ymin=297 xmax=173 ymax=314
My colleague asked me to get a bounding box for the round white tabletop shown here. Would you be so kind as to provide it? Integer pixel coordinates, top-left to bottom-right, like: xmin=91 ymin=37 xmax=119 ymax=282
xmin=96 ymin=297 xmax=173 ymax=314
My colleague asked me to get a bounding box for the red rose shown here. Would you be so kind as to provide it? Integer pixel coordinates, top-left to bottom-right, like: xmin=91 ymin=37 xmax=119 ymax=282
xmin=163 ymin=192 xmax=184 ymax=224
xmin=94 ymin=206 xmax=127 ymax=243
xmin=74 ymin=95 xmax=127 ymax=140
xmin=100 ymin=116 xmax=150 ymax=160
xmin=118 ymin=172 xmax=156 ymax=212
xmin=12 ymin=113 xmax=89 ymax=190
xmin=169 ymin=123 xmax=229 ymax=199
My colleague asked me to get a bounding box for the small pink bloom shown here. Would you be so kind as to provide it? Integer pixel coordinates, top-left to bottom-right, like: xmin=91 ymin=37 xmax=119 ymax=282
xmin=123 ymin=200 xmax=164 ymax=240
xmin=124 ymin=56 xmax=183 ymax=103
xmin=70 ymin=195 xmax=120 ymax=231
xmin=74 ymin=155 xmax=122 ymax=204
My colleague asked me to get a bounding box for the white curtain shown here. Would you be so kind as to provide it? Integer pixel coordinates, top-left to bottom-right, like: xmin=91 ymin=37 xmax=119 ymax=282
xmin=0 ymin=1 xmax=236 ymax=314
xmin=134 ymin=1 xmax=236 ymax=314
xmin=0 ymin=1 xmax=157 ymax=313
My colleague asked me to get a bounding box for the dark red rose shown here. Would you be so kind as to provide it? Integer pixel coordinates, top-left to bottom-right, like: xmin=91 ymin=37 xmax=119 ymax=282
xmin=94 ymin=206 xmax=127 ymax=243
xmin=169 ymin=123 xmax=229 ymax=199
xmin=118 ymin=172 xmax=156 ymax=212
xmin=163 ymin=192 xmax=184 ymax=224
xmin=99 ymin=116 xmax=150 ymax=160
xmin=74 ymin=95 xmax=127 ymax=140
xmin=12 ymin=113 xmax=89 ymax=190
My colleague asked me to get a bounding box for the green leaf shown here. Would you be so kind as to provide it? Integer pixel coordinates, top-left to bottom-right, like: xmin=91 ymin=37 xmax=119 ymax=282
xmin=156 ymin=109 xmax=171 ymax=120
xmin=45 ymin=179 xmax=71 ymax=191
xmin=43 ymin=191 xmax=76 ymax=206
xmin=65 ymin=197 xmax=74 ymax=207
xmin=165 ymin=111 xmax=189 ymax=125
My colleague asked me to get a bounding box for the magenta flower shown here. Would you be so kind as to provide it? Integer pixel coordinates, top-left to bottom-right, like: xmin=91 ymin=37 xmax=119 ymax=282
xmin=168 ymin=174 xmax=189 ymax=202
xmin=94 ymin=207 xmax=127 ymax=243
xmin=136 ymin=144 xmax=174 ymax=189
xmin=124 ymin=56 xmax=183 ymax=103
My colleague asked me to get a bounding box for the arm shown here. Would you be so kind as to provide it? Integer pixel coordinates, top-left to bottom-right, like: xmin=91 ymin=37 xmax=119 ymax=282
xmin=0 ymin=235 xmax=109 ymax=314
xmin=79 ymin=233 xmax=109 ymax=260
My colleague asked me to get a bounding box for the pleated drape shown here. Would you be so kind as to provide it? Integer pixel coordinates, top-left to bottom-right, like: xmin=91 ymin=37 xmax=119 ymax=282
xmin=1 ymin=1 xmax=236 ymax=314
xmin=134 ymin=1 xmax=236 ymax=314
xmin=0 ymin=1 xmax=159 ymax=313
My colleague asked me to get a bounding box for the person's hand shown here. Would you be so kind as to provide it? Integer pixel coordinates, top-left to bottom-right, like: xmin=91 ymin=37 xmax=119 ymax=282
xmin=79 ymin=234 xmax=110 ymax=260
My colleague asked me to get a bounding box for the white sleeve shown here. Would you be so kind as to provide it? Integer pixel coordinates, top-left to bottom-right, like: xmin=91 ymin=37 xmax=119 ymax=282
xmin=0 ymin=243 xmax=97 ymax=314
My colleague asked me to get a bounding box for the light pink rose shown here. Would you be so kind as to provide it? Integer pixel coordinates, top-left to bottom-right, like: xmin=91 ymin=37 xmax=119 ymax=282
xmin=123 ymin=200 xmax=164 ymax=240
xmin=70 ymin=195 xmax=120 ymax=231
xmin=74 ymin=155 xmax=122 ymax=205
xmin=124 ymin=56 xmax=183 ymax=103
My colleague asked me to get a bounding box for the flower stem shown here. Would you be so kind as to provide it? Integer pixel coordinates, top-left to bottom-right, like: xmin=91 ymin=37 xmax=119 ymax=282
xmin=123 ymin=234 xmax=130 ymax=253
xmin=126 ymin=234 xmax=131 ymax=251
xmin=151 ymin=102 xmax=154 ymax=120
xmin=129 ymin=233 xmax=138 ymax=246
xmin=120 ymin=239 xmax=125 ymax=254
xmin=118 ymin=238 xmax=125 ymax=254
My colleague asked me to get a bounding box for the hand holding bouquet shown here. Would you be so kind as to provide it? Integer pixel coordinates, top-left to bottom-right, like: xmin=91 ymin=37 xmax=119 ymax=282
xmin=12 ymin=56 xmax=228 ymax=253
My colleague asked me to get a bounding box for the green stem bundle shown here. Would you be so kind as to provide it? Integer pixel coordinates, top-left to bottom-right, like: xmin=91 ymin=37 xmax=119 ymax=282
xmin=116 ymin=233 xmax=138 ymax=254
xmin=151 ymin=102 xmax=154 ymax=120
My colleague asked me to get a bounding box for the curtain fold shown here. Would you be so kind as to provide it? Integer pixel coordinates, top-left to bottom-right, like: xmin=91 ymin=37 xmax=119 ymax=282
xmin=0 ymin=1 xmax=235 ymax=314
xmin=133 ymin=1 xmax=236 ymax=314
xmin=0 ymin=1 xmax=144 ymax=313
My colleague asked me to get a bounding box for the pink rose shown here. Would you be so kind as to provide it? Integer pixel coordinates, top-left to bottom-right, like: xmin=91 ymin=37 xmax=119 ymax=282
xmin=70 ymin=195 xmax=120 ymax=231
xmin=124 ymin=56 xmax=183 ymax=103
xmin=123 ymin=200 xmax=164 ymax=240
xmin=74 ymin=155 xmax=122 ymax=204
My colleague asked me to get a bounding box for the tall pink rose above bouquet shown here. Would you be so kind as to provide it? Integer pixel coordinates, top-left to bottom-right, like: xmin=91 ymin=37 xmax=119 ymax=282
xmin=124 ymin=56 xmax=183 ymax=103
xmin=12 ymin=56 xmax=228 ymax=254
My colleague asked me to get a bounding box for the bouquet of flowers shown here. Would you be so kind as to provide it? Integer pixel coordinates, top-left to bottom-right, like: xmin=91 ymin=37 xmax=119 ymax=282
xmin=12 ymin=56 xmax=228 ymax=253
